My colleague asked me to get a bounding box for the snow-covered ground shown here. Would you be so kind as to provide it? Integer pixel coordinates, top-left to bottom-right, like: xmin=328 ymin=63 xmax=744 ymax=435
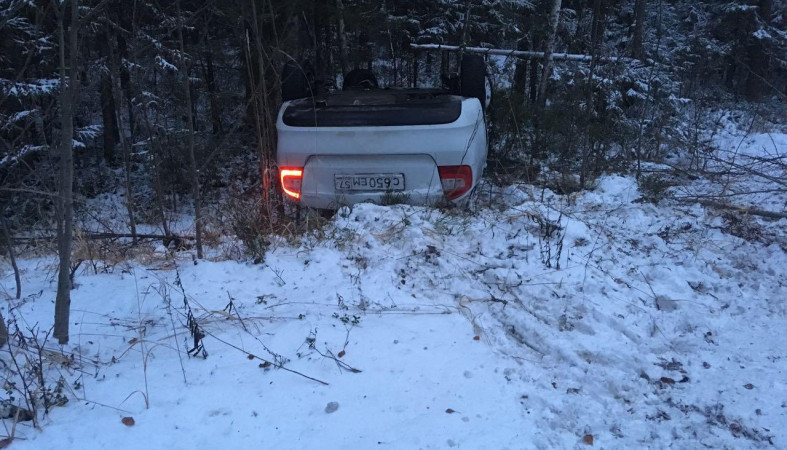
xmin=1 ymin=133 xmax=786 ymax=449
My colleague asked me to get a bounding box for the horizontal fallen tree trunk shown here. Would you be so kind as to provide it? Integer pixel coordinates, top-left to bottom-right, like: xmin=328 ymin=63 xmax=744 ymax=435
xmin=81 ymin=232 xmax=195 ymax=240
xmin=410 ymin=43 xmax=633 ymax=63
xmin=674 ymin=197 xmax=787 ymax=220
xmin=12 ymin=232 xmax=195 ymax=242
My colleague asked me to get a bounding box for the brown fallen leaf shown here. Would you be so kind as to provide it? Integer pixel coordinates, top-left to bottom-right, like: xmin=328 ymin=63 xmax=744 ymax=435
xmin=0 ymin=438 xmax=13 ymax=448
xmin=259 ymin=361 xmax=271 ymax=369
xmin=551 ymin=382 xmax=557 ymax=389
xmin=582 ymin=434 xmax=594 ymax=446
xmin=445 ymin=408 xmax=455 ymax=414
xmin=744 ymin=383 xmax=754 ymax=390
xmin=473 ymin=335 xmax=480 ymax=341
xmin=247 ymin=354 xmax=255 ymax=360
xmin=121 ymin=417 xmax=135 ymax=426
xmin=337 ymin=350 xmax=346 ymax=358
xmin=660 ymin=377 xmax=675 ymax=385
xmin=128 ymin=338 xmax=138 ymax=345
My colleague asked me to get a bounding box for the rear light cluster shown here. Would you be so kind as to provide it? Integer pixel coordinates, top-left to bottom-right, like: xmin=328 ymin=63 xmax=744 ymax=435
xmin=280 ymin=168 xmax=303 ymax=200
xmin=438 ymin=165 xmax=472 ymax=200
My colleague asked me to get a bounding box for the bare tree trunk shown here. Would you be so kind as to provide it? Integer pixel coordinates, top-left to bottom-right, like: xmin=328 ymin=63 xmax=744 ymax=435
xmin=537 ymin=0 xmax=562 ymax=106
xmin=412 ymin=49 xmax=419 ymax=88
xmin=335 ymin=0 xmax=349 ymax=75
xmin=0 ymin=312 xmax=7 ymax=349
xmin=202 ymin=51 xmax=222 ymax=135
xmin=143 ymin=64 xmax=172 ymax=238
xmin=654 ymin=0 xmax=662 ymax=61
xmin=140 ymin=107 xmax=172 ymax=240
xmin=54 ymin=0 xmax=79 ymax=345
xmin=746 ymin=0 xmax=773 ymax=99
xmin=459 ymin=0 xmax=472 ymax=60
xmin=240 ymin=13 xmax=259 ymax=128
xmin=590 ymin=0 xmax=606 ymax=52
xmin=580 ymin=0 xmax=605 ymax=189
xmin=177 ymin=0 xmax=203 ymax=259
xmin=1 ymin=216 xmax=20 ymax=299
xmin=99 ymin=66 xmax=118 ymax=162
xmin=632 ymin=0 xmax=646 ymax=59
xmin=108 ymin=30 xmax=138 ymax=244
xmin=382 ymin=0 xmax=398 ymax=85
xmin=513 ymin=38 xmax=530 ymax=101
xmin=529 ymin=57 xmax=539 ymax=103
xmin=247 ymin=0 xmax=278 ymax=219
xmin=246 ymin=2 xmax=267 ymax=206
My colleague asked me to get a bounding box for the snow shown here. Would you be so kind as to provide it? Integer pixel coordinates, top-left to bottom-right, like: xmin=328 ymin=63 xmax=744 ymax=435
xmin=625 ymin=88 xmax=645 ymax=99
xmin=2 ymin=140 xmax=786 ymax=448
xmin=9 ymin=110 xmax=33 ymax=122
xmin=76 ymin=124 xmax=102 ymax=141
xmin=672 ymin=113 xmax=787 ymax=215
xmin=155 ymin=55 xmax=178 ymax=72
xmin=753 ymin=28 xmax=773 ymax=40
xmin=0 ymin=144 xmax=45 ymax=167
xmin=0 ymin=78 xmax=60 ymax=97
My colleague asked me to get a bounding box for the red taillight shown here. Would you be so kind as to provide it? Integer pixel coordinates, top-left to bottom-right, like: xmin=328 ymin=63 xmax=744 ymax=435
xmin=438 ymin=165 xmax=472 ymax=200
xmin=280 ymin=167 xmax=303 ymax=200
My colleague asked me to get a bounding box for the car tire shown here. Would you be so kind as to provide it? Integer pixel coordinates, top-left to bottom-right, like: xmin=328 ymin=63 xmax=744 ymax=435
xmin=281 ymin=60 xmax=314 ymax=102
xmin=343 ymin=69 xmax=379 ymax=90
xmin=460 ymin=55 xmax=488 ymax=109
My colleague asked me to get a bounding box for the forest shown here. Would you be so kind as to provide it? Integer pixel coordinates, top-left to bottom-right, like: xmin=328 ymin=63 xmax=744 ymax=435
xmin=2 ymin=1 xmax=784 ymax=236
xmin=0 ymin=1 xmax=785 ymax=447
xmin=1 ymin=0 xmax=786 ymax=343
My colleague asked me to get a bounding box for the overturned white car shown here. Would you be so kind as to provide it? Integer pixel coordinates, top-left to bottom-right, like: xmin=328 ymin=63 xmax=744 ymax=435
xmin=276 ymin=56 xmax=489 ymax=210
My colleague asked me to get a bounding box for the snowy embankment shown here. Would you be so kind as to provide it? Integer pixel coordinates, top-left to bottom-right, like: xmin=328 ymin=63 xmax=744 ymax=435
xmin=2 ymin=171 xmax=786 ymax=449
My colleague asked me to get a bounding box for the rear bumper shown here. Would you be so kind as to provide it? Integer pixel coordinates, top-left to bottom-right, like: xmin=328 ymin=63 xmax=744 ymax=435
xmin=298 ymin=189 xmax=445 ymax=210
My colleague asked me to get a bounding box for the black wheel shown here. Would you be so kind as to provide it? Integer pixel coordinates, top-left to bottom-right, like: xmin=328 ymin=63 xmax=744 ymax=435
xmin=441 ymin=73 xmax=460 ymax=94
xmin=343 ymin=69 xmax=379 ymax=90
xmin=281 ymin=60 xmax=314 ymax=102
xmin=460 ymin=55 xmax=489 ymax=108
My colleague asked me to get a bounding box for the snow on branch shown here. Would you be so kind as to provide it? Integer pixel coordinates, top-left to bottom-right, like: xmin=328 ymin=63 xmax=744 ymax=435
xmin=76 ymin=124 xmax=102 ymax=141
xmin=0 ymin=78 xmax=60 ymax=97
xmin=155 ymin=55 xmax=178 ymax=72
xmin=0 ymin=144 xmax=46 ymax=168
xmin=410 ymin=43 xmax=633 ymax=63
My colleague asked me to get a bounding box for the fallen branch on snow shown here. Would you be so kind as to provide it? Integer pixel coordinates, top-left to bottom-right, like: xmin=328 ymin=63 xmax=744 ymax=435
xmin=673 ymin=197 xmax=787 ymax=220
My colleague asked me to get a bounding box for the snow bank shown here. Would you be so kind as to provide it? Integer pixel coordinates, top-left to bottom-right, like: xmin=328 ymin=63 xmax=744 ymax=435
xmin=1 ymin=173 xmax=785 ymax=449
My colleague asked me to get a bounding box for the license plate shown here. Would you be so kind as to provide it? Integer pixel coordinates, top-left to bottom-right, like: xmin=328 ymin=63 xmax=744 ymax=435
xmin=334 ymin=173 xmax=405 ymax=191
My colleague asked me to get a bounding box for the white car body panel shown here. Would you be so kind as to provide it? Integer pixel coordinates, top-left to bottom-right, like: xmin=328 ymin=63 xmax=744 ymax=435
xmin=276 ymin=97 xmax=487 ymax=209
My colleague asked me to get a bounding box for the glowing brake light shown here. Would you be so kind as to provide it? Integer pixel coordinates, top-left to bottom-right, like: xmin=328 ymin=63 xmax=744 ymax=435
xmin=280 ymin=168 xmax=303 ymax=200
xmin=438 ymin=165 xmax=472 ymax=200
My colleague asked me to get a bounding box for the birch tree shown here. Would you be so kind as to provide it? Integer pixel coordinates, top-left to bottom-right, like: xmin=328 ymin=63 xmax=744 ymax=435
xmin=176 ymin=0 xmax=204 ymax=259
xmin=537 ymin=0 xmax=562 ymax=106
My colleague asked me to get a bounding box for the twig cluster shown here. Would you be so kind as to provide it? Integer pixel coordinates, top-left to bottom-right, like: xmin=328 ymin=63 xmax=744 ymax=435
xmin=173 ymin=270 xmax=207 ymax=359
